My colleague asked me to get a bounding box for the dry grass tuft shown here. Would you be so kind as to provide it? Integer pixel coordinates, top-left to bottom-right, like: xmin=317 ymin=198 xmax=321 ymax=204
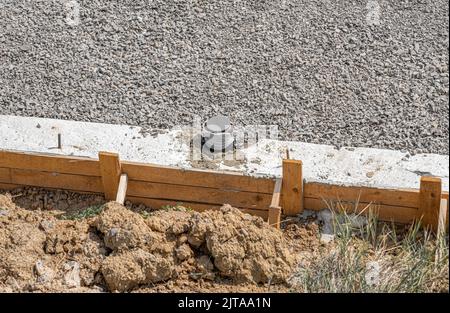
xmin=289 ymin=204 xmax=449 ymax=293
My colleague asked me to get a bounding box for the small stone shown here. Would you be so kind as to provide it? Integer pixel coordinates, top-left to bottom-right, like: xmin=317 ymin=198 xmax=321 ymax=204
xmin=35 ymin=260 xmax=54 ymax=284
xmin=64 ymin=261 xmax=81 ymax=288
xmin=320 ymin=233 xmax=335 ymax=244
xmin=39 ymin=220 xmax=54 ymax=232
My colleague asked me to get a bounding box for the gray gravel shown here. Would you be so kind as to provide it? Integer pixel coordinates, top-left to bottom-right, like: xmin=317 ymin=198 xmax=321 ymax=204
xmin=0 ymin=0 xmax=448 ymax=155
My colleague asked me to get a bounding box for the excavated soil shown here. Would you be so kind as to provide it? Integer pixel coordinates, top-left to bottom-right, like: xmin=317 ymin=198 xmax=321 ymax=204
xmin=0 ymin=188 xmax=321 ymax=293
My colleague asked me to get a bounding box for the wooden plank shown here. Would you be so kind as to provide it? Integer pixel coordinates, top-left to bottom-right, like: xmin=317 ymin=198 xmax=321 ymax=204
xmin=304 ymin=197 xmax=418 ymax=224
xmin=0 ymin=182 xmax=21 ymax=190
xmin=115 ymin=174 xmax=128 ymax=205
xmin=6 ymin=168 xmax=102 ymax=193
xmin=121 ymin=161 xmax=275 ymax=194
xmin=99 ymin=152 xmax=122 ymax=201
xmin=126 ymin=196 xmax=268 ymax=219
xmin=0 ymin=167 xmax=11 ymax=183
xmin=0 ymin=150 xmax=99 ymax=176
xmin=126 ymin=180 xmax=272 ymax=210
xmin=268 ymin=206 xmax=281 ymax=229
xmin=270 ymin=178 xmax=282 ymax=209
xmin=304 ymin=182 xmax=420 ymax=209
xmin=281 ymin=159 xmax=303 ymax=215
xmin=419 ymin=176 xmax=442 ymax=232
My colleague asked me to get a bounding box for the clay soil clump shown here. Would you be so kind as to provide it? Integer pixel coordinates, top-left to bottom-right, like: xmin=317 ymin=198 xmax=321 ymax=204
xmin=0 ymin=193 xmax=303 ymax=292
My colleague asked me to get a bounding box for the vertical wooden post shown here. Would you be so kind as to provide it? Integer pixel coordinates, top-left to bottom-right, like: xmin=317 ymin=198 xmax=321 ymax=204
xmin=281 ymin=159 xmax=303 ymax=216
xmin=419 ymin=176 xmax=442 ymax=232
xmin=99 ymin=151 xmax=121 ymax=201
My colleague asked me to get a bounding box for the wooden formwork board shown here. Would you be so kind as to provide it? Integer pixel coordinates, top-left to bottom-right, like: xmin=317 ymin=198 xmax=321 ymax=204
xmin=121 ymin=161 xmax=275 ymax=194
xmin=0 ymin=150 xmax=273 ymax=213
xmin=303 ymin=198 xmax=419 ymax=223
xmin=0 ymin=149 xmax=447 ymax=229
xmin=303 ymin=182 xmax=421 ymax=209
xmin=0 ymin=167 xmax=103 ymax=193
xmin=0 ymin=150 xmax=100 ymax=176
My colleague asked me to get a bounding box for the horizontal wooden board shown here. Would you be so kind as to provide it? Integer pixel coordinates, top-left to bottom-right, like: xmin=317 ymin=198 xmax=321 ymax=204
xmin=304 ymin=182 xmax=420 ymax=209
xmin=0 ymin=182 xmax=21 ymax=190
xmin=127 ymin=196 xmax=268 ymax=219
xmin=121 ymin=161 xmax=275 ymax=194
xmin=0 ymin=168 xmax=103 ymax=193
xmin=126 ymin=180 xmax=272 ymax=210
xmin=304 ymin=197 xmax=418 ymax=223
xmin=0 ymin=150 xmax=99 ymax=176
xmin=0 ymin=167 xmax=11 ymax=182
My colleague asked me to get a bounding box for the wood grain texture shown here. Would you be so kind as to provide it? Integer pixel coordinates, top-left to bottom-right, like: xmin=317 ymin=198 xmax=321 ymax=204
xmin=0 ymin=150 xmax=99 ymax=176
xmin=121 ymin=161 xmax=274 ymax=194
xmin=304 ymin=182 xmax=420 ymax=208
xmin=99 ymin=152 xmax=122 ymax=200
xmin=4 ymin=168 xmax=102 ymax=192
xmin=115 ymin=173 xmax=128 ymax=205
xmin=270 ymin=178 xmax=282 ymax=209
xmin=281 ymin=159 xmax=303 ymax=215
xmin=304 ymin=197 xmax=419 ymax=223
xmin=268 ymin=206 xmax=281 ymax=229
xmin=126 ymin=180 xmax=272 ymax=210
xmin=419 ymin=176 xmax=442 ymax=232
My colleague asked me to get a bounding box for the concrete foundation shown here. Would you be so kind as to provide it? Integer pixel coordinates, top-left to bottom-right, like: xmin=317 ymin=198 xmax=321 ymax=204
xmin=1 ymin=115 xmax=448 ymax=192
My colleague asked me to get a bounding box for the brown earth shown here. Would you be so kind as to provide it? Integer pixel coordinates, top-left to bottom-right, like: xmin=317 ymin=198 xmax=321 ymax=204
xmin=0 ymin=188 xmax=321 ymax=293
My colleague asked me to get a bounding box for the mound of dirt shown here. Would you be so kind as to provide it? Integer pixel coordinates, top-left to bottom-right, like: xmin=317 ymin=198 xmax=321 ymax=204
xmin=0 ymin=195 xmax=297 ymax=292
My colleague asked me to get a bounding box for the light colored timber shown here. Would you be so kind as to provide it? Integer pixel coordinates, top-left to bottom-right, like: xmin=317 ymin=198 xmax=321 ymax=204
xmin=126 ymin=180 xmax=272 ymax=210
xmin=442 ymin=192 xmax=449 ymax=232
xmin=270 ymin=178 xmax=282 ymax=209
xmin=121 ymin=161 xmax=274 ymax=194
xmin=0 ymin=150 xmax=274 ymax=194
xmin=439 ymin=198 xmax=448 ymax=234
xmin=115 ymin=173 xmax=128 ymax=205
xmin=281 ymin=159 xmax=303 ymax=215
xmin=126 ymin=196 xmax=268 ymax=219
xmin=419 ymin=176 xmax=442 ymax=232
xmin=1 ymin=150 xmax=448 ymax=229
xmin=268 ymin=206 xmax=281 ymax=229
xmin=304 ymin=182 xmax=420 ymax=209
xmin=0 ymin=182 xmax=21 ymax=190
xmin=0 ymin=168 xmax=103 ymax=193
xmin=0 ymin=150 xmax=99 ymax=176
xmin=303 ymin=197 xmax=419 ymax=224
xmin=99 ymin=152 xmax=122 ymax=201
xmin=0 ymin=167 xmax=11 ymax=183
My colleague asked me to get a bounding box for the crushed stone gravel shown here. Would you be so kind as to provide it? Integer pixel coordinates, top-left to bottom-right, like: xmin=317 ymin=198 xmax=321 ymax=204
xmin=0 ymin=0 xmax=448 ymax=155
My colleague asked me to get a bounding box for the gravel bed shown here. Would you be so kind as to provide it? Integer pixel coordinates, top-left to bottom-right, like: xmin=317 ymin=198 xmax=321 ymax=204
xmin=0 ymin=0 xmax=448 ymax=154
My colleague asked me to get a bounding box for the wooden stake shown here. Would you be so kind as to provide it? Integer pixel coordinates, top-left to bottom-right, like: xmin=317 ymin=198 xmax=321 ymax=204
xmin=438 ymin=198 xmax=448 ymax=234
xmin=419 ymin=176 xmax=442 ymax=232
xmin=270 ymin=178 xmax=282 ymax=209
xmin=268 ymin=206 xmax=281 ymax=229
xmin=268 ymin=178 xmax=282 ymax=229
xmin=99 ymin=151 xmax=121 ymax=201
xmin=115 ymin=173 xmax=128 ymax=205
xmin=281 ymin=159 xmax=303 ymax=216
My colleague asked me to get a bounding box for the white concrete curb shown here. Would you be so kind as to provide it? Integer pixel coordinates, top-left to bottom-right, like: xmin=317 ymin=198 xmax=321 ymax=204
xmin=1 ymin=114 xmax=448 ymax=192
